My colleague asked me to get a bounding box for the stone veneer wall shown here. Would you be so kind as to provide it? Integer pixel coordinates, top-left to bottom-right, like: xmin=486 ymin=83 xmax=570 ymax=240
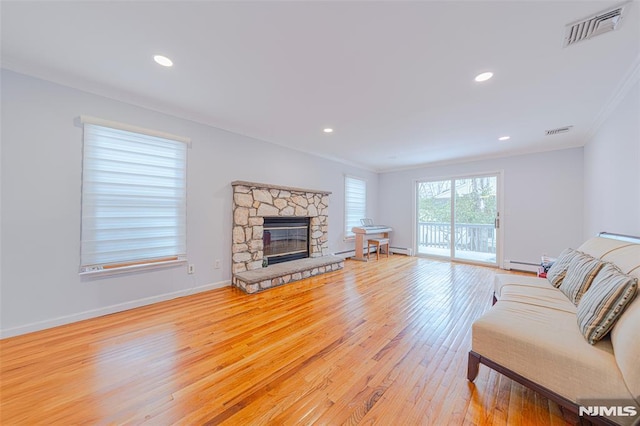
xmin=231 ymin=181 xmax=331 ymax=275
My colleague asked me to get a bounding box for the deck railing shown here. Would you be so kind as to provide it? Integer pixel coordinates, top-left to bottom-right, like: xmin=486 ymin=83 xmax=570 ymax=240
xmin=418 ymin=222 xmax=496 ymax=253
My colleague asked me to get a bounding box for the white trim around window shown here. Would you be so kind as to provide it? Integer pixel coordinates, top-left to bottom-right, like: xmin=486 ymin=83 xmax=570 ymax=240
xmin=80 ymin=116 xmax=191 ymax=145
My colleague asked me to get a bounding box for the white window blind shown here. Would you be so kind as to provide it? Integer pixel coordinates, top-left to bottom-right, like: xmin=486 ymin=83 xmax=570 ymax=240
xmin=345 ymin=176 xmax=366 ymax=238
xmin=80 ymin=120 xmax=188 ymax=274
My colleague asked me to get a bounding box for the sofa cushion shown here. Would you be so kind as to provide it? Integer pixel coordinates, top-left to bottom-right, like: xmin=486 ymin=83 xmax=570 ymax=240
xmin=559 ymin=253 xmax=605 ymax=305
xmin=494 ymin=274 xmax=551 ymax=300
xmin=605 ymin=243 xmax=640 ymax=402
xmin=472 ymin=300 xmax=634 ymax=404
xmin=578 ymin=237 xmax=635 ymax=259
xmin=577 ymin=263 xmax=638 ymax=344
xmin=601 ymin=244 xmax=640 ymax=280
xmin=611 ymin=296 xmax=640 ymax=404
xmin=546 ymin=248 xmax=582 ymax=287
xmin=501 ymin=285 xmax=576 ymax=313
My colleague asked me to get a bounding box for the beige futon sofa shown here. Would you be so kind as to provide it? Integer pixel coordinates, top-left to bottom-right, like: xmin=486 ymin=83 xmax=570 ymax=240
xmin=468 ymin=233 xmax=640 ymax=426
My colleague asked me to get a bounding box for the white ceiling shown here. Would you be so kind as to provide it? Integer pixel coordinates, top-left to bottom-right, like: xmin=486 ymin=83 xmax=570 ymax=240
xmin=2 ymin=1 xmax=639 ymax=172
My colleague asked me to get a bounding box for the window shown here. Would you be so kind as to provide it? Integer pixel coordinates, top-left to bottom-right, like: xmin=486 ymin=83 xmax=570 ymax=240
xmin=80 ymin=117 xmax=188 ymax=274
xmin=344 ymin=175 xmax=367 ymax=238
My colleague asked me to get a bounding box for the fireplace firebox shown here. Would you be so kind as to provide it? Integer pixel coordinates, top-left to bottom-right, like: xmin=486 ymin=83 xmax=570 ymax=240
xmin=263 ymin=217 xmax=310 ymax=265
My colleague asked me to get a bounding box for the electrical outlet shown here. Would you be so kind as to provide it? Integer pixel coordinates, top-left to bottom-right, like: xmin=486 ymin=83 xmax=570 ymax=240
xmin=214 ymin=259 xmax=221 ymax=269
xmin=188 ymin=264 xmax=195 ymax=274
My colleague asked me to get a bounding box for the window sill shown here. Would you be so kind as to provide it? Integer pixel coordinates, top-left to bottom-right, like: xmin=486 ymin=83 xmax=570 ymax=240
xmin=79 ymin=259 xmax=187 ymax=278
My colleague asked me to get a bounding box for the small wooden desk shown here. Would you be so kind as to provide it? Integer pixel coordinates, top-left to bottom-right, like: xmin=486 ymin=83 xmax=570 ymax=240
xmin=351 ymin=226 xmax=393 ymax=261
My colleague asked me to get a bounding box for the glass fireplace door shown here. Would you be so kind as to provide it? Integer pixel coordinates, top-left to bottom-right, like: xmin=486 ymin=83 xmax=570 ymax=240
xmin=263 ymin=217 xmax=310 ymax=265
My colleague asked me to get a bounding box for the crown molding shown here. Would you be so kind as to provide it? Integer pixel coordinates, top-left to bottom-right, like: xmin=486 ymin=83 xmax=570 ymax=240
xmin=583 ymin=54 xmax=640 ymax=143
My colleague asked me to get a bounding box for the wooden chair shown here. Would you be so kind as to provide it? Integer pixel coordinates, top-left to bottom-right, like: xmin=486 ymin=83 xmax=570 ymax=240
xmin=367 ymin=238 xmax=390 ymax=260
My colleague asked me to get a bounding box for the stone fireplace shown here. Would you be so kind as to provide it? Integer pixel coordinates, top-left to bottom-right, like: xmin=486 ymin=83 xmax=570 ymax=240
xmin=231 ymin=181 xmax=343 ymax=293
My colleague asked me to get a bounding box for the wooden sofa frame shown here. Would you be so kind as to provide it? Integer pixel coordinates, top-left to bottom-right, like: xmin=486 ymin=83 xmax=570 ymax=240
xmin=467 ymin=351 xmax=618 ymax=426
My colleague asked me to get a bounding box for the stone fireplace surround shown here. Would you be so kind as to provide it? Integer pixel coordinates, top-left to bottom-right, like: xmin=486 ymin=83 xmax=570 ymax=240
xmin=231 ymin=181 xmax=344 ymax=293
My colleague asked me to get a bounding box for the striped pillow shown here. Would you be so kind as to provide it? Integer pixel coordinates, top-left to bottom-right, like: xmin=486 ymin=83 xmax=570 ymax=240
xmin=559 ymin=254 xmax=605 ymax=305
xmin=577 ymin=263 xmax=638 ymax=344
xmin=546 ymin=248 xmax=582 ymax=287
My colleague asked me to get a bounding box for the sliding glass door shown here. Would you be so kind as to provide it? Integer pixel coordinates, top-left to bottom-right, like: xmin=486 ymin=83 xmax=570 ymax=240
xmin=416 ymin=174 xmax=500 ymax=265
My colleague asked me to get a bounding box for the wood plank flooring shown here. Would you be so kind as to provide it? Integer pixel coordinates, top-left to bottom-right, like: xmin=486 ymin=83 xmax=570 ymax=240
xmin=0 ymin=256 xmax=568 ymax=425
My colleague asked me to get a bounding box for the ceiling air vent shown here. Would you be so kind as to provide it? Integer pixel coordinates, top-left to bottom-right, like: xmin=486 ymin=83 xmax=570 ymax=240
xmin=545 ymin=126 xmax=573 ymax=136
xmin=563 ymin=3 xmax=628 ymax=47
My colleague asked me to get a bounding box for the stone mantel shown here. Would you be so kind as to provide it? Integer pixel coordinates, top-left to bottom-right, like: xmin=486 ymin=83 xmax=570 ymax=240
xmin=231 ymin=181 xmax=331 ymax=196
xmin=231 ymin=181 xmax=337 ymax=293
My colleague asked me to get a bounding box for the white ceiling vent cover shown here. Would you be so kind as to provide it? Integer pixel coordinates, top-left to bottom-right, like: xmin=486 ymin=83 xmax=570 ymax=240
xmin=563 ymin=3 xmax=628 ymax=47
xmin=545 ymin=126 xmax=573 ymax=136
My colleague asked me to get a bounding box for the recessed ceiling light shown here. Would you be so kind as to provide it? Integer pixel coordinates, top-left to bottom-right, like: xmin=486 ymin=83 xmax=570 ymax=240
xmin=323 ymin=128 xmax=334 ymax=133
xmin=498 ymin=136 xmax=511 ymax=141
xmin=474 ymin=72 xmax=493 ymax=82
xmin=153 ymin=55 xmax=173 ymax=67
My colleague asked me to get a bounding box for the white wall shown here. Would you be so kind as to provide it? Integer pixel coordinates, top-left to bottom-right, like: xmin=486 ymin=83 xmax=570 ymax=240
xmin=0 ymin=70 xmax=378 ymax=336
xmin=583 ymin=79 xmax=640 ymax=238
xmin=378 ymin=148 xmax=585 ymax=266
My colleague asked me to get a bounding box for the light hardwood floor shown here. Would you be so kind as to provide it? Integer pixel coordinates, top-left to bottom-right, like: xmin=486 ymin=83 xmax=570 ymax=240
xmin=0 ymin=256 xmax=568 ymax=425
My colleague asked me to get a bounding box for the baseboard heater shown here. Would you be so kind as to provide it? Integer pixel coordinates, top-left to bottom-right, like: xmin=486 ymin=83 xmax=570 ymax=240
xmin=503 ymin=260 xmax=539 ymax=273
xmin=390 ymin=247 xmax=413 ymax=256
xmin=333 ymin=247 xmax=374 ymax=258
xmin=334 ymin=246 xmax=413 ymax=258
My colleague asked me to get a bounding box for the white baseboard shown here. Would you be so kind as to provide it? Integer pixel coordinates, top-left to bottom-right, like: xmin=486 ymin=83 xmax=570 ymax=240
xmin=0 ymin=280 xmax=231 ymax=339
